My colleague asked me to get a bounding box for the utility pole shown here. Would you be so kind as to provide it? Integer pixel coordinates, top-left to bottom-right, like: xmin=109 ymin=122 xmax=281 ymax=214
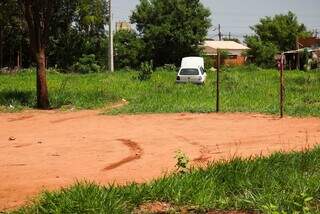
xmin=108 ymin=0 xmax=114 ymax=72
xmin=218 ymin=24 xmax=222 ymax=41
xmin=228 ymin=32 xmax=231 ymax=40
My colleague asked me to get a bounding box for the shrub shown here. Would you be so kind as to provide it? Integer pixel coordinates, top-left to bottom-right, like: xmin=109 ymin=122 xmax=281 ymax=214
xmin=174 ymin=150 xmax=190 ymax=174
xmin=203 ymin=55 xmax=215 ymax=70
xmin=138 ymin=61 xmax=153 ymax=81
xmin=72 ymin=54 xmax=101 ymax=74
xmin=114 ymin=30 xmax=146 ymax=69
xmin=245 ymin=36 xmax=278 ymax=68
xmin=155 ymin=64 xmax=177 ymax=72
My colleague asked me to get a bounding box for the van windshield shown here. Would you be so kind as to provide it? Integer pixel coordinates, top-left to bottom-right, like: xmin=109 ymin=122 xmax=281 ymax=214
xmin=179 ymin=69 xmax=199 ymax=75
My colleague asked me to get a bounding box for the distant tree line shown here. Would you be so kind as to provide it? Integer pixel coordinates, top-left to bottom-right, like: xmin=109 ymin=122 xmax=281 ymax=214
xmin=113 ymin=0 xmax=212 ymax=69
xmin=0 ymin=0 xmax=211 ymax=71
xmin=0 ymin=0 xmax=211 ymax=109
xmin=0 ymin=0 xmax=109 ymax=71
xmin=245 ymin=11 xmax=311 ymax=67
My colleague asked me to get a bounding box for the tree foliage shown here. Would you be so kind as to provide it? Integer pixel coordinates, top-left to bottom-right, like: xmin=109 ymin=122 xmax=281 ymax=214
xmin=245 ymin=36 xmax=278 ymax=68
xmin=0 ymin=0 xmax=109 ymax=70
xmin=131 ymin=0 xmax=211 ymax=66
xmin=72 ymin=54 xmax=101 ymax=73
xmin=0 ymin=0 xmax=110 ymax=109
xmin=114 ymin=30 xmax=145 ymax=69
xmin=47 ymin=0 xmax=108 ymax=69
xmin=0 ymin=0 xmax=30 ymax=68
xmin=245 ymin=11 xmax=311 ymax=67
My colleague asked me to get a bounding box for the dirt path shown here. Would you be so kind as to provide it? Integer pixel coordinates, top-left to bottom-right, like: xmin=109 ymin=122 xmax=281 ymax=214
xmin=0 ymin=111 xmax=320 ymax=210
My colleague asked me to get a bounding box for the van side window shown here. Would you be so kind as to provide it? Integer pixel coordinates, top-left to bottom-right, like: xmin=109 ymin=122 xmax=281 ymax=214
xmin=200 ymin=67 xmax=205 ymax=75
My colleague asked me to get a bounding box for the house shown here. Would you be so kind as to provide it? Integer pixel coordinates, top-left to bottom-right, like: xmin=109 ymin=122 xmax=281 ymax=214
xmin=298 ymin=37 xmax=320 ymax=49
xmin=299 ymin=37 xmax=320 ymax=65
xmin=283 ymin=37 xmax=320 ymax=70
xmin=202 ymin=40 xmax=249 ymax=66
xmin=115 ymin=21 xmax=132 ymax=32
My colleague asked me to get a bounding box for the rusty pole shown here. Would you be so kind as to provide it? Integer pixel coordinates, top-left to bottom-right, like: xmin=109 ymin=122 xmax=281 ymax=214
xmin=279 ymin=53 xmax=285 ymax=118
xmin=296 ymin=37 xmax=300 ymax=70
xmin=216 ymin=49 xmax=221 ymax=112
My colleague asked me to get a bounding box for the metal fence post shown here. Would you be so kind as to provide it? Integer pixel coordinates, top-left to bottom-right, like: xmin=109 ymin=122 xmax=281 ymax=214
xmin=279 ymin=53 xmax=285 ymax=118
xmin=216 ymin=49 xmax=221 ymax=113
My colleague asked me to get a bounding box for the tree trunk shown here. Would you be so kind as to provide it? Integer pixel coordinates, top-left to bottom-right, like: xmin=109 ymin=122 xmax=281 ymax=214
xmin=16 ymin=51 xmax=20 ymax=68
xmin=22 ymin=0 xmax=53 ymax=109
xmin=10 ymin=48 xmax=13 ymax=68
xmin=36 ymin=48 xmax=50 ymax=109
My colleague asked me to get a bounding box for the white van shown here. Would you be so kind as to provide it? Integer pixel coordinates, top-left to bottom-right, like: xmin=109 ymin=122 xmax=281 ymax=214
xmin=176 ymin=57 xmax=207 ymax=84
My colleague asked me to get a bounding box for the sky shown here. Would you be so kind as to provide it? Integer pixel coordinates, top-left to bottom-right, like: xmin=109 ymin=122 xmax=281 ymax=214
xmin=113 ymin=0 xmax=320 ymax=40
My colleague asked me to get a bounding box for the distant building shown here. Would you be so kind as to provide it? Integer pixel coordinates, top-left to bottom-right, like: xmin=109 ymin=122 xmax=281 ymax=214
xmin=202 ymin=41 xmax=249 ymax=66
xmin=283 ymin=37 xmax=320 ymax=70
xmin=298 ymin=37 xmax=320 ymax=49
xmin=299 ymin=37 xmax=320 ymax=64
xmin=115 ymin=21 xmax=132 ymax=32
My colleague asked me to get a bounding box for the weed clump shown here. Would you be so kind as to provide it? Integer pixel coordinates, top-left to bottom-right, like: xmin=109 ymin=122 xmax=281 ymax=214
xmin=174 ymin=150 xmax=190 ymax=173
xmin=138 ymin=61 xmax=153 ymax=81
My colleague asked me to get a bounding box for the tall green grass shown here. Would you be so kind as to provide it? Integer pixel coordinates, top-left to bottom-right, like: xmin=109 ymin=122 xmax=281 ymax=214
xmin=0 ymin=67 xmax=320 ymax=116
xmin=12 ymin=147 xmax=320 ymax=213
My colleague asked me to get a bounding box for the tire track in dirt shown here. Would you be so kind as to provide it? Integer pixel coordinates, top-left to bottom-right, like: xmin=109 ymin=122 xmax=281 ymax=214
xmin=2 ymin=164 xmax=27 ymax=167
xmin=103 ymin=100 xmax=128 ymax=112
xmin=51 ymin=116 xmax=91 ymax=124
xmin=193 ymin=145 xmax=212 ymax=163
xmin=103 ymin=139 xmax=143 ymax=171
xmin=176 ymin=136 xmax=214 ymax=163
xmin=13 ymin=143 xmax=33 ymax=148
xmin=8 ymin=115 xmax=34 ymax=122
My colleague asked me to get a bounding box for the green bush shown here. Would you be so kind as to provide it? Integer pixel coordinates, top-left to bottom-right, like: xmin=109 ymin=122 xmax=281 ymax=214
xmin=114 ymin=30 xmax=146 ymax=69
xmin=224 ymin=64 xmax=260 ymax=73
xmin=138 ymin=61 xmax=153 ymax=81
xmin=72 ymin=54 xmax=101 ymax=74
xmin=203 ymin=55 xmax=215 ymax=70
xmin=155 ymin=64 xmax=177 ymax=72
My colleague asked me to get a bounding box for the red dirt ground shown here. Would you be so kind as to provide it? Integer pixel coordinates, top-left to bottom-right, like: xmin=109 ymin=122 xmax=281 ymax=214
xmin=1 ymin=110 xmax=320 ymax=210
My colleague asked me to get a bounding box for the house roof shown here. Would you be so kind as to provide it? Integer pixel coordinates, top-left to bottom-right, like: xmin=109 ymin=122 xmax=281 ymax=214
xmin=298 ymin=37 xmax=320 ymax=48
xmin=283 ymin=47 xmax=320 ymax=54
xmin=203 ymin=41 xmax=250 ymax=50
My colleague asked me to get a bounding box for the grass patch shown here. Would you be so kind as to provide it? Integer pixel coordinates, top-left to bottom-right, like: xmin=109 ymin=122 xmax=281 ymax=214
xmin=0 ymin=67 xmax=320 ymax=116
xmin=12 ymin=147 xmax=320 ymax=213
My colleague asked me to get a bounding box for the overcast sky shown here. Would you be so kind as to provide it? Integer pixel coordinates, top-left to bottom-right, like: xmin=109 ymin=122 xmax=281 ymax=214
xmin=113 ymin=0 xmax=320 ymax=40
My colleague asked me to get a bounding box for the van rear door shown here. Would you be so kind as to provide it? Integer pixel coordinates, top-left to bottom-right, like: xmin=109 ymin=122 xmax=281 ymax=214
xmin=179 ymin=68 xmax=200 ymax=82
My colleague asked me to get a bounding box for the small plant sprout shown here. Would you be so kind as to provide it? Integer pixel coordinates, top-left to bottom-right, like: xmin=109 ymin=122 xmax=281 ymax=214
xmin=174 ymin=150 xmax=190 ymax=173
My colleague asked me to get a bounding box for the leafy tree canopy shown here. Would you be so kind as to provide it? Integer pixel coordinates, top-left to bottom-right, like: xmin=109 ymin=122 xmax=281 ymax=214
xmin=131 ymin=0 xmax=211 ymax=66
xmin=114 ymin=30 xmax=145 ymax=69
xmin=0 ymin=0 xmax=109 ymax=69
xmin=245 ymin=11 xmax=311 ymax=67
xmin=47 ymin=0 xmax=109 ymax=69
xmin=245 ymin=36 xmax=278 ymax=68
xmin=250 ymin=11 xmax=310 ymax=51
